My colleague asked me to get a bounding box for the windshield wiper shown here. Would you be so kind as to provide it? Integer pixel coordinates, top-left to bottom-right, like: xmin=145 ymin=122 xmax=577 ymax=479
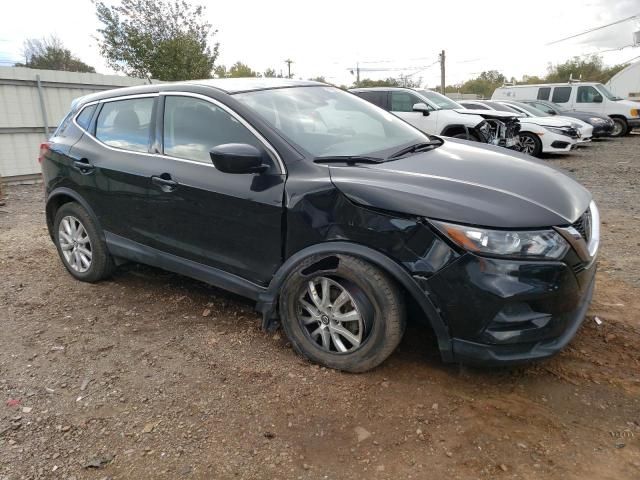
xmin=388 ymin=140 xmax=443 ymax=159
xmin=313 ymin=155 xmax=385 ymax=164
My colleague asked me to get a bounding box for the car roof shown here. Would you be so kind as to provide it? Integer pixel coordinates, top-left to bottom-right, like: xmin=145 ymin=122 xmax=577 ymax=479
xmin=350 ymin=87 xmax=419 ymax=92
xmin=498 ymin=82 xmax=599 ymax=88
xmin=73 ymin=78 xmax=324 ymax=107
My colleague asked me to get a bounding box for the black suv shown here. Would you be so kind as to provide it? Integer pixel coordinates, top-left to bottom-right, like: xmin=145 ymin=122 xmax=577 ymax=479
xmin=41 ymin=79 xmax=599 ymax=372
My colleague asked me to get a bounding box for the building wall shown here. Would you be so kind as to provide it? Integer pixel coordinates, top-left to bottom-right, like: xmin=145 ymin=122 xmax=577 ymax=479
xmin=0 ymin=67 xmax=156 ymax=180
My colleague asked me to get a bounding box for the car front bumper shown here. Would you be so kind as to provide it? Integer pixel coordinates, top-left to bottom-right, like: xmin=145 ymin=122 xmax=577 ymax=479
xmin=422 ymin=249 xmax=597 ymax=366
xmin=627 ymin=118 xmax=640 ymax=128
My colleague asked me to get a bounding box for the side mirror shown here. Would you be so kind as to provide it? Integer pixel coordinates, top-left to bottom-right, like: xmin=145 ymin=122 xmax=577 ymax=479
xmin=593 ymin=94 xmax=603 ymax=103
xmin=209 ymin=143 xmax=269 ymax=174
xmin=412 ymin=102 xmax=430 ymax=116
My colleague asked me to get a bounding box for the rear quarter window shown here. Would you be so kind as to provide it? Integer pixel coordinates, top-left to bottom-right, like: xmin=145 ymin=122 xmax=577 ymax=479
xmin=537 ymin=87 xmax=551 ymax=100
xmin=75 ymin=104 xmax=97 ymax=131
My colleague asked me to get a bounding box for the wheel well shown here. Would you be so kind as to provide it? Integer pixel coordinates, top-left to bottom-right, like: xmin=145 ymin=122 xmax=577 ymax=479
xmin=441 ymin=125 xmax=478 ymax=139
xmin=45 ymin=194 xmax=75 ymax=237
xmin=609 ymin=115 xmax=627 ymax=122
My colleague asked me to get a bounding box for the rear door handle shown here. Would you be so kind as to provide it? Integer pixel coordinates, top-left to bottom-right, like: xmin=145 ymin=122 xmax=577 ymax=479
xmin=72 ymin=160 xmax=95 ymax=174
xmin=151 ymin=174 xmax=179 ymax=192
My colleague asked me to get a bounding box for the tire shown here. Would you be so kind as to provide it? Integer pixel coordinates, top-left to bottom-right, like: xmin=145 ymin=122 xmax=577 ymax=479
xmin=453 ymin=132 xmax=480 ymax=141
xmin=278 ymin=254 xmax=406 ymax=373
xmin=517 ymin=132 xmax=543 ymax=157
xmin=53 ymin=202 xmax=115 ymax=282
xmin=610 ymin=117 xmax=627 ymax=137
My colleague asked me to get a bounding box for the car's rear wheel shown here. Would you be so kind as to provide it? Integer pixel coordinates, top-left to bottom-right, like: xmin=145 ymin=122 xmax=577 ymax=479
xmin=279 ymin=255 xmax=405 ymax=373
xmin=53 ymin=202 xmax=115 ymax=282
xmin=610 ymin=117 xmax=627 ymax=137
xmin=517 ymin=132 xmax=542 ymax=157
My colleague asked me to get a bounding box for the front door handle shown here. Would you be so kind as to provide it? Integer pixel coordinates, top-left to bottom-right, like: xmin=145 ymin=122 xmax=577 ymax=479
xmin=151 ymin=174 xmax=179 ymax=192
xmin=72 ymin=159 xmax=95 ymax=174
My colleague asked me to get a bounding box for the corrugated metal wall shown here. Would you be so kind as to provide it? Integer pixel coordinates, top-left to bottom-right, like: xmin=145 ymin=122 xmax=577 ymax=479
xmin=0 ymin=67 xmax=154 ymax=180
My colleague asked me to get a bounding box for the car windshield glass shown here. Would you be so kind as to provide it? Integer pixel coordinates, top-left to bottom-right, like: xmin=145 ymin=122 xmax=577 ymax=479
xmin=508 ymin=102 xmax=551 ymax=117
xmin=235 ymin=86 xmax=429 ymax=158
xmin=418 ymin=90 xmax=462 ymax=110
xmin=595 ymin=84 xmax=623 ymax=101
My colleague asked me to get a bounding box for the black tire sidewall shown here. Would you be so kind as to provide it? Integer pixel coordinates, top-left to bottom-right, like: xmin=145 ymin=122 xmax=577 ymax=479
xmin=611 ymin=118 xmax=627 ymax=137
xmin=279 ymin=255 xmax=405 ymax=372
xmin=53 ymin=202 xmax=113 ymax=282
xmin=519 ymin=133 xmax=542 ymax=156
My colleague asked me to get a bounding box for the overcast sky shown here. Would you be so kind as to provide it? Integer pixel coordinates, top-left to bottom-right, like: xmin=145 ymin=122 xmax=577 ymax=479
xmin=1 ymin=0 xmax=639 ymax=87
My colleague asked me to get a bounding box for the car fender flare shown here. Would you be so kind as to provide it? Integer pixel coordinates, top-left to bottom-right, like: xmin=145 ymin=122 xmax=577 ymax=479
xmin=257 ymin=241 xmax=453 ymax=362
xmin=46 ymin=187 xmax=103 ymax=240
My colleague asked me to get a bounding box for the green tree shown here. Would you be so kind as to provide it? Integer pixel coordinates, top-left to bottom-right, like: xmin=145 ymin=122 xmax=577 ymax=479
xmin=545 ymin=55 xmax=626 ymax=83
xmin=309 ymin=76 xmax=327 ymax=83
xmin=214 ymin=62 xmax=260 ymax=78
xmin=355 ymin=77 xmax=400 ymax=88
xmin=95 ymin=0 xmax=219 ymax=80
xmin=15 ymin=36 xmax=95 ymax=73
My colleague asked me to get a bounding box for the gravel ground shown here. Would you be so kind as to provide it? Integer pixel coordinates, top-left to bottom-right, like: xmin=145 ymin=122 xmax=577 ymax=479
xmin=1 ymin=135 xmax=639 ymax=480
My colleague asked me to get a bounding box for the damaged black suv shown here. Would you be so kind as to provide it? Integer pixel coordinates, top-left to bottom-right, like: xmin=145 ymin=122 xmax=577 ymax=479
xmin=41 ymin=79 xmax=599 ymax=372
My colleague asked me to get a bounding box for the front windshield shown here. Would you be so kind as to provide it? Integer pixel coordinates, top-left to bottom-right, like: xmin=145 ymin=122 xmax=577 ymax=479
xmin=419 ymin=90 xmax=462 ymax=110
xmin=595 ymin=84 xmax=623 ymax=101
xmin=509 ymin=102 xmax=551 ymax=117
xmin=235 ymin=86 xmax=428 ymax=158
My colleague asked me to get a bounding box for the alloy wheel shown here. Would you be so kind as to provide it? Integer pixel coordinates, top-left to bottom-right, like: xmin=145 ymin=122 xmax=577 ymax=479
xmin=611 ymin=119 xmax=625 ymax=137
xmin=297 ymin=276 xmax=365 ymax=353
xmin=58 ymin=215 xmax=92 ymax=273
xmin=518 ymin=135 xmax=537 ymax=155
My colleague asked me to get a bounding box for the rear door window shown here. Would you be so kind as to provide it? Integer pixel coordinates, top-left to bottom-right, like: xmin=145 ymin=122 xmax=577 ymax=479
xmin=390 ymin=91 xmax=423 ymax=112
xmin=354 ymin=91 xmax=388 ymax=110
xmin=95 ymin=97 xmax=155 ymax=153
xmin=537 ymin=87 xmax=551 ymax=100
xmin=551 ymin=87 xmax=572 ymax=104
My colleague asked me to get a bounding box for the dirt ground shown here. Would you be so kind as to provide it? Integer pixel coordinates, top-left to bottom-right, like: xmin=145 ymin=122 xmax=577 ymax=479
xmin=1 ymin=134 xmax=639 ymax=480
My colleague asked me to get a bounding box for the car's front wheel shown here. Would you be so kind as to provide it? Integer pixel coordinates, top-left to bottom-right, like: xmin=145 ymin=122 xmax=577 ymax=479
xmin=610 ymin=117 xmax=628 ymax=137
xmin=279 ymin=255 xmax=405 ymax=373
xmin=53 ymin=202 xmax=115 ymax=282
xmin=517 ymin=132 xmax=542 ymax=157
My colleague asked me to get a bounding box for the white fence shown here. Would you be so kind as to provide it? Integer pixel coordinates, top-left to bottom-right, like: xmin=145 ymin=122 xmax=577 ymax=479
xmin=0 ymin=67 xmax=155 ymax=181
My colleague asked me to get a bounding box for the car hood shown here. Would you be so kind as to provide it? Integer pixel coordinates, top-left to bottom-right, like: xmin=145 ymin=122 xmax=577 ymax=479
xmin=518 ymin=116 xmax=574 ymax=128
xmin=329 ymin=138 xmax=591 ymax=229
xmin=454 ymin=108 xmax=523 ymax=120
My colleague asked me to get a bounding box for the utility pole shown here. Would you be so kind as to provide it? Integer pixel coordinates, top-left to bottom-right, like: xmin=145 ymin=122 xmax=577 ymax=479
xmin=439 ymin=50 xmax=446 ymax=94
xmin=285 ymin=58 xmax=293 ymax=78
xmin=356 ymin=62 xmax=360 ymax=85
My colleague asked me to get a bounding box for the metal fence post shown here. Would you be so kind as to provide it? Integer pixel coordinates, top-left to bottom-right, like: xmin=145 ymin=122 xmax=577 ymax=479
xmin=35 ymin=74 xmax=50 ymax=137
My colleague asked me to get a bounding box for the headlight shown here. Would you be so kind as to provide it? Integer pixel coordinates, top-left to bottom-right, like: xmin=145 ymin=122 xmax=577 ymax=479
xmin=544 ymin=126 xmax=568 ymax=136
xmin=431 ymin=220 xmax=569 ymax=259
xmin=589 ymin=117 xmax=604 ymax=123
xmin=631 ymin=108 xmax=639 ymax=117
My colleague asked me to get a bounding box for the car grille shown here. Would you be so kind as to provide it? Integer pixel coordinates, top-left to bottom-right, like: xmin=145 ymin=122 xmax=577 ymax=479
xmin=571 ymin=208 xmax=592 ymax=242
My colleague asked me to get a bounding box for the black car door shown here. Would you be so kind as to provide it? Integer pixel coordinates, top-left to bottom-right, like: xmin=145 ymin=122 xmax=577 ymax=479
xmin=67 ymin=94 xmax=161 ymax=246
xmin=145 ymin=93 xmax=285 ymax=285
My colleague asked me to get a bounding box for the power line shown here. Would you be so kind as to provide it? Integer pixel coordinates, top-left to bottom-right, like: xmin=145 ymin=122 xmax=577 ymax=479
xmin=546 ymin=13 xmax=640 ymax=45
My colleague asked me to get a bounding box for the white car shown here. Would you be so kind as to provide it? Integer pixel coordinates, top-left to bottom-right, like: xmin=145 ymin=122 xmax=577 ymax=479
xmin=492 ymin=82 xmax=640 ymax=136
xmin=495 ymin=100 xmax=593 ymax=145
xmin=350 ymin=87 xmax=521 ymax=148
xmin=459 ymin=100 xmax=578 ymax=157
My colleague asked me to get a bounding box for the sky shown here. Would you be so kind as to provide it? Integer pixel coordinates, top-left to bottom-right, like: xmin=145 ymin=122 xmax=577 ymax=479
xmin=1 ymin=0 xmax=639 ymax=87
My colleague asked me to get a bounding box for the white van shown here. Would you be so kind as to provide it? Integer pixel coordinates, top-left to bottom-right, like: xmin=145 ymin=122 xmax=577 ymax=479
xmin=492 ymin=82 xmax=640 ymax=137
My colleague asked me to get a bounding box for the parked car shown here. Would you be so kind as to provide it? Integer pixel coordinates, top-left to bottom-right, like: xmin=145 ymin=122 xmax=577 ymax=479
xmin=519 ymin=99 xmax=614 ymax=138
xmin=492 ymin=82 xmax=640 ymax=137
xmin=350 ymin=87 xmax=520 ymax=148
xmin=496 ymin=100 xmax=594 ymax=145
xmin=459 ymin=100 xmax=579 ymax=156
xmin=41 ymin=79 xmax=598 ymax=372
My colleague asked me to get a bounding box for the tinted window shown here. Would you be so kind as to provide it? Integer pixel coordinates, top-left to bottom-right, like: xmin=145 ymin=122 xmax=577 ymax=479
xmin=552 ymin=87 xmax=572 ymax=103
xmin=95 ymin=97 xmax=154 ymax=152
xmin=53 ymin=107 xmax=79 ymax=137
xmin=76 ymin=104 xmax=97 ymax=130
xmin=390 ymin=91 xmax=423 ymax=112
xmin=537 ymin=87 xmax=551 ymax=100
xmin=483 ymin=101 xmax=520 ymax=113
xmin=576 ymin=86 xmax=602 ymax=103
xmin=354 ymin=91 xmax=387 ymax=109
xmin=163 ymin=96 xmax=261 ymax=163
xmin=529 ymin=101 xmax=556 ymax=114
